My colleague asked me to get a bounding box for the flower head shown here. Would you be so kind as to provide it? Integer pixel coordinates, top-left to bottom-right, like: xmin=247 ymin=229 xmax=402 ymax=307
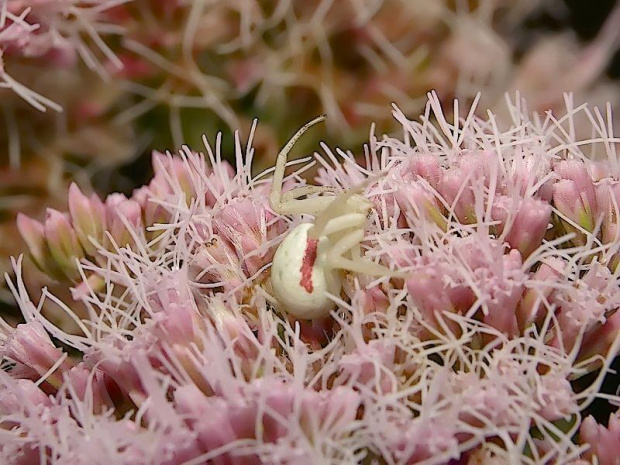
xmin=5 ymin=93 xmax=620 ymax=464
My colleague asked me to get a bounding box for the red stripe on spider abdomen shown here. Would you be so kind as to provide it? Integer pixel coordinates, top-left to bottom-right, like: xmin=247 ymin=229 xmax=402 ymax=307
xmin=300 ymin=238 xmax=319 ymax=293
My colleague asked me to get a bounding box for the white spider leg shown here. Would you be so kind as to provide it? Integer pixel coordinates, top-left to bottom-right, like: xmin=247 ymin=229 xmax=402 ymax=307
xmin=278 ymin=185 xmax=339 ymax=214
xmin=321 ymin=212 xmax=366 ymax=266
xmin=269 ymin=115 xmax=326 ymax=214
xmin=321 ymin=213 xmax=368 ymax=237
xmin=308 ymin=190 xmax=368 ymax=238
xmin=281 ymin=185 xmax=338 ymax=202
xmin=273 ymin=196 xmax=337 ymax=216
xmin=326 ymin=229 xmax=404 ymax=277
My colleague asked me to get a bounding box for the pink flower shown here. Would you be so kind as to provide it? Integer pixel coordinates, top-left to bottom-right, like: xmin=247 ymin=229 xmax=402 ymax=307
xmin=16 ymin=212 xmax=48 ymax=273
xmin=43 ymin=208 xmax=84 ymax=280
xmin=550 ymin=263 xmax=620 ymax=352
xmin=336 ymin=339 xmax=397 ymax=393
xmin=68 ymin=182 xmax=107 ymax=256
xmin=517 ymin=257 xmax=565 ymax=330
xmin=493 ymin=196 xmax=552 ymax=258
xmin=580 ymin=412 xmax=620 ymax=464
xmin=105 ymin=194 xmax=143 ymax=249
xmin=0 ymin=0 xmax=124 ymax=111
xmin=191 ymin=236 xmax=246 ymax=298
xmin=439 ymin=151 xmax=500 ymax=224
xmin=406 ymin=235 xmax=525 ymax=337
xmin=552 ymin=160 xmax=602 ymax=245
xmin=2 ymin=321 xmax=74 ymax=388
xmin=213 ymin=197 xmax=282 ymax=277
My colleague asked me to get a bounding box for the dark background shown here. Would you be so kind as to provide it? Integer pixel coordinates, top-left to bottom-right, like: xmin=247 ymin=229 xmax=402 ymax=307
xmin=529 ymin=0 xmax=619 ymax=76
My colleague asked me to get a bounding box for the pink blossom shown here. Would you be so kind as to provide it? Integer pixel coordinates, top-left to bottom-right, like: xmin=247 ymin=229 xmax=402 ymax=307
xmin=493 ymin=196 xmax=552 ymax=258
xmin=517 ymin=257 xmax=565 ymax=330
xmin=213 ymin=197 xmax=281 ymax=277
xmin=43 ymin=208 xmax=84 ymax=281
xmin=580 ymin=412 xmax=620 ymax=464
xmin=550 ymin=263 xmax=620 ymax=352
xmin=406 ymin=235 xmax=525 ymax=337
xmin=68 ymin=182 xmax=107 ymax=256
xmin=2 ymin=321 xmax=74 ymax=388
xmin=5 ymin=93 xmax=620 ymax=464
xmin=16 ymin=212 xmax=48 ymax=273
xmin=105 ymin=194 xmax=143 ymax=249
xmin=336 ymin=339 xmax=397 ymax=393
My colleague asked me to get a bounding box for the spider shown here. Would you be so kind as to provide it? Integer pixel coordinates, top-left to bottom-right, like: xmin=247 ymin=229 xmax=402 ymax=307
xmin=268 ymin=116 xmax=401 ymax=320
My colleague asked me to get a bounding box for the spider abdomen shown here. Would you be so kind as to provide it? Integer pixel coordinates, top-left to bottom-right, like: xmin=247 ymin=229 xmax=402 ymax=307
xmin=271 ymin=223 xmax=342 ymax=319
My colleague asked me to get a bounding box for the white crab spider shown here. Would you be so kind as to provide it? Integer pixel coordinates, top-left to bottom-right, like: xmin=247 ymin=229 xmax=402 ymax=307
xmin=269 ymin=116 xmax=399 ymax=320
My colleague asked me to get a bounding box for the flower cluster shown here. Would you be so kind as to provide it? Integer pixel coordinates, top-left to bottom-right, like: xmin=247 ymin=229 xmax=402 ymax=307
xmin=0 ymin=0 xmax=135 ymax=308
xmin=2 ymin=0 xmax=620 ymax=314
xmin=2 ymin=92 xmax=620 ymax=464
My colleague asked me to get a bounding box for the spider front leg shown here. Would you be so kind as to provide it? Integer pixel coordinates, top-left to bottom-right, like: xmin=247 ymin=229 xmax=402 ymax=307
xmin=281 ymin=185 xmax=338 ymax=203
xmin=269 ymin=115 xmax=338 ymax=216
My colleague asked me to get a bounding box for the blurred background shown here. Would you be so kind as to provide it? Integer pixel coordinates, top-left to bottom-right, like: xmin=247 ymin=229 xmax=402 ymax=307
xmin=0 ymin=0 xmax=619 ymax=315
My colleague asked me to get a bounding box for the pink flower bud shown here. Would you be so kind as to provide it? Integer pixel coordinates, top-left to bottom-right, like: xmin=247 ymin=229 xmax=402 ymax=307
xmin=105 ymin=194 xmax=143 ymax=248
xmin=0 ymin=378 xmax=50 ymax=415
xmin=379 ymin=414 xmax=459 ymax=463
xmin=480 ymin=249 xmax=523 ymax=336
xmin=490 ymin=195 xmax=513 ymax=233
xmin=174 ymin=385 xmax=256 ymax=457
xmin=0 ymin=377 xmax=50 ymax=431
xmin=507 ymin=153 xmax=554 ymax=201
xmin=550 ymin=264 xmax=619 ymax=352
xmin=504 ymin=198 xmax=551 ymax=258
xmin=337 ymin=340 xmax=396 ymax=393
xmin=133 ymin=185 xmax=170 ymax=233
xmin=518 ymin=257 xmax=565 ymax=330
xmin=553 ymin=179 xmax=595 ymax=230
xmin=536 ymin=373 xmax=578 ymax=421
xmin=205 ymin=161 xmax=237 ymax=207
xmin=596 ymin=180 xmax=620 ymax=246
xmin=580 ymin=412 xmax=620 ymax=464
xmin=152 ymin=152 xmax=197 ymax=204
xmin=68 ymin=183 xmax=106 ymax=256
xmin=3 ymin=322 xmax=74 ymax=388
xmin=555 ymin=160 xmax=597 ymax=216
xmin=148 ymin=273 xmax=203 ymax=345
xmin=578 ymin=309 xmax=620 ymax=363
xmin=16 ymin=213 xmax=47 ymax=272
xmin=87 ymin=351 xmax=145 ymax=403
xmin=400 ymin=155 xmax=444 ymax=190
xmin=71 ymin=273 xmax=106 ymax=300
xmin=440 ymin=168 xmax=476 ymax=223
xmin=191 ymin=237 xmax=244 ymax=297
xmin=553 ymin=160 xmax=601 ymax=240
xmin=43 ymin=209 xmax=84 ymax=281
xmin=406 ymin=267 xmax=469 ymax=338
xmin=361 ymin=286 xmax=390 ymax=315
xmin=393 ymin=182 xmax=445 ymax=228
xmin=213 ymin=198 xmax=280 ymax=277
xmin=64 ymin=363 xmax=113 ymax=412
